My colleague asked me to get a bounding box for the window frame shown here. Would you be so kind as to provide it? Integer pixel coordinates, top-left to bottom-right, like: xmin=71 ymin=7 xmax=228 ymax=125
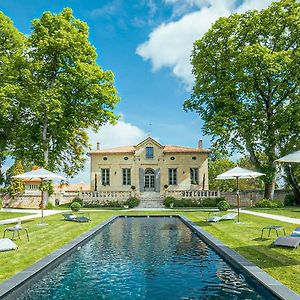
xmin=101 ymin=168 xmax=110 ymax=186
xmin=190 ymin=168 xmax=199 ymax=185
xmin=122 ymin=168 xmax=131 ymax=186
xmin=168 ymin=168 xmax=177 ymax=185
xmin=145 ymin=146 xmax=154 ymax=159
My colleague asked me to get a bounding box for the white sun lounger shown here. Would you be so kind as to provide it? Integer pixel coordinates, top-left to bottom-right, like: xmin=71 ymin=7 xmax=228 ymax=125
xmin=0 ymin=238 xmax=18 ymax=252
xmin=273 ymin=236 xmax=300 ymax=248
xmin=208 ymin=213 xmax=238 ymax=222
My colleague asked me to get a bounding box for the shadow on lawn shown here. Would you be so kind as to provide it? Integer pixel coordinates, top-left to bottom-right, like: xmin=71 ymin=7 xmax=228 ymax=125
xmin=233 ymin=245 xmax=300 ymax=268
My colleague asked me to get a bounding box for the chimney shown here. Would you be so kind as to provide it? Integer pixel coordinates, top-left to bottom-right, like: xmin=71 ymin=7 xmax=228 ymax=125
xmin=198 ymin=139 xmax=203 ymax=149
xmin=96 ymin=142 xmax=100 ymax=150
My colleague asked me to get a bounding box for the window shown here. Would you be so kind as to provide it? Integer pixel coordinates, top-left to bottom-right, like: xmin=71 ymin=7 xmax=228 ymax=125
xmin=103 ymin=157 xmax=108 ymax=161
xmin=170 ymin=156 xmax=175 ymax=160
xmin=190 ymin=168 xmax=199 ymax=184
xmin=146 ymin=146 xmax=154 ymax=159
xmin=122 ymin=168 xmax=131 ymax=185
xmin=168 ymin=168 xmax=177 ymax=185
xmin=101 ymin=168 xmax=110 ymax=185
xmin=124 ymin=157 xmax=129 ymax=160
xmin=192 ymin=156 xmax=197 ymax=160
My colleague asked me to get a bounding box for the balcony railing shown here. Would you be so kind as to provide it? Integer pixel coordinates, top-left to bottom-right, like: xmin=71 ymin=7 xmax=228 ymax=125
xmin=80 ymin=191 xmax=132 ymax=200
xmin=165 ymin=190 xmax=220 ymax=200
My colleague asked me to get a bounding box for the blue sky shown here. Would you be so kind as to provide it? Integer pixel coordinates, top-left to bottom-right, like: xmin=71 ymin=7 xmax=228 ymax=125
xmin=0 ymin=0 xmax=274 ymax=182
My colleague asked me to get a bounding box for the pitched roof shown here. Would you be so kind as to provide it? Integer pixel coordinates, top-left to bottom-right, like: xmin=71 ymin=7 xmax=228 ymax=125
xmin=53 ymin=183 xmax=90 ymax=192
xmin=89 ymin=142 xmax=210 ymax=155
xmin=163 ymin=145 xmax=210 ymax=154
xmin=89 ymin=145 xmax=135 ymax=155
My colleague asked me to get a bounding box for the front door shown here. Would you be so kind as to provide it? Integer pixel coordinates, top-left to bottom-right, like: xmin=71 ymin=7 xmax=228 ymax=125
xmin=144 ymin=169 xmax=155 ymax=191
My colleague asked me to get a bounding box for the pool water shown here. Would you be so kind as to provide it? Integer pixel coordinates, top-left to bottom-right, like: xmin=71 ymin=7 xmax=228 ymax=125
xmin=19 ymin=217 xmax=278 ymax=299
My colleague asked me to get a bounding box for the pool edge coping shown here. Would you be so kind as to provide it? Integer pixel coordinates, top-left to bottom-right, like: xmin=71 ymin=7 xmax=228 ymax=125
xmin=0 ymin=214 xmax=299 ymax=300
xmin=179 ymin=214 xmax=300 ymax=300
xmin=0 ymin=215 xmax=118 ymax=299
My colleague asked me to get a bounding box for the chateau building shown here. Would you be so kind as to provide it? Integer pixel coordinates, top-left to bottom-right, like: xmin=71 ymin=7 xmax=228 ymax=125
xmin=89 ymin=137 xmax=210 ymax=196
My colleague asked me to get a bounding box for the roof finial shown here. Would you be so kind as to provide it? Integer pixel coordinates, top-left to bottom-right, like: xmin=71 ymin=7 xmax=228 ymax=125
xmin=147 ymin=123 xmax=152 ymax=137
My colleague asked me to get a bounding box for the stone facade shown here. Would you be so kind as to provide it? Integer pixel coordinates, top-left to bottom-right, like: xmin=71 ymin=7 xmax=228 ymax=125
xmin=89 ymin=137 xmax=210 ymax=197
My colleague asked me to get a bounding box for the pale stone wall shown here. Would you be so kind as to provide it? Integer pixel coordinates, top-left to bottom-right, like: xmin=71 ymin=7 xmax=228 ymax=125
xmin=90 ymin=140 xmax=209 ymax=196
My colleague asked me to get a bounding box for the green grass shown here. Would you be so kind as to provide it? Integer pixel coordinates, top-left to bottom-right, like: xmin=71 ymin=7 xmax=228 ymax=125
xmin=0 ymin=210 xmax=299 ymax=294
xmin=246 ymin=207 xmax=300 ymax=218
xmin=0 ymin=212 xmax=34 ymax=221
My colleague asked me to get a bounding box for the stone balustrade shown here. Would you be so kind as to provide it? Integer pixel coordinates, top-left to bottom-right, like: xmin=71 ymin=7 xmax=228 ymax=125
xmin=165 ymin=190 xmax=220 ymax=200
xmin=80 ymin=191 xmax=132 ymax=201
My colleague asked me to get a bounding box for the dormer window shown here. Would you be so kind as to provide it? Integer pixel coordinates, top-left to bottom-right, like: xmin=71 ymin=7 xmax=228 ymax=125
xmin=146 ymin=146 xmax=154 ymax=159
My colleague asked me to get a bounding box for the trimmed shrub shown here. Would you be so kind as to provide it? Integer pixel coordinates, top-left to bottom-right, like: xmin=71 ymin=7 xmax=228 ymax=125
xmin=255 ymin=199 xmax=283 ymax=208
xmin=125 ymin=197 xmax=140 ymax=208
xmin=71 ymin=197 xmax=83 ymax=206
xmin=70 ymin=201 xmax=81 ymax=211
xmin=164 ymin=197 xmax=176 ymax=208
xmin=218 ymin=200 xmax=230 ymax=211
xmin=46 ymin=202 xmax=54 ymax=210
xmin=272 ymin=199 xmax=284 ymax=208
xmin=202 ymin=198 xmax=217 ymax=207
xmin=284 ymin=194 xmax=296 ymax=206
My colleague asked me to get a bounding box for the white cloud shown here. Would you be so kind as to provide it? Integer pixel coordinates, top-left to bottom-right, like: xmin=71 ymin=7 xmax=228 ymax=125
xmin=71 ymin=120 xmax=147 ymax=183
xmin=137 ymin=0 xmax=275 ymax=87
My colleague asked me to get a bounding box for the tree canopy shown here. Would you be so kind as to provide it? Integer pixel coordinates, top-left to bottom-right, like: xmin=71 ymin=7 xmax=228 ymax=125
xmin=0 ymin=12 xmax=25 ymax=183
xmin=1 ymin=8 xmax=119 ymax=177
xmin=185 ymin=0 xmax=300 ymax=199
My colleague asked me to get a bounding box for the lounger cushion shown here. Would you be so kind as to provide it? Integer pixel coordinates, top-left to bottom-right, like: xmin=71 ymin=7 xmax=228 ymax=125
xmin=0 ymin=238 xmax=18 ymax=252
xmin=208 ymin=216 xmax=222 ymax=222
xmin=291 ymin=231 xmax=300 ymax=237
xmin=273 ymin=236 xmax=300 ymax=248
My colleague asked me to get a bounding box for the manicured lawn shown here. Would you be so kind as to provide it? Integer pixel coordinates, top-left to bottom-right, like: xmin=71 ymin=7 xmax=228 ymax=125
xmin=246 ymin=207 xmax=300 ymax=219
xmin=0 ymin=210 xmax=299 ymax=294
xmin=0 ymin=212 xmax=34 ymax=221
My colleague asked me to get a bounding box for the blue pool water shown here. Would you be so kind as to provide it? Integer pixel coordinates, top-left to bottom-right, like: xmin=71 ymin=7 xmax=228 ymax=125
xmin=19 ymin=217 xmax=278 ymax=299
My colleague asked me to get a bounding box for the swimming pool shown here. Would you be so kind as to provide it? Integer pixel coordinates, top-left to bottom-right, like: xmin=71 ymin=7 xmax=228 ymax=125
xmin=15 ymin=216 xmax=280 ymax=299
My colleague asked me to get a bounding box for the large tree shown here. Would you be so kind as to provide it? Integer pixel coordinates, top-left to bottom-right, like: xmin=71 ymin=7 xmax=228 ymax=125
xmin=0 ymin=12 xmax=25 ymax=183
xmin=185 ymin=0 xmax=300 ymax=199
xmin=13 ymin=8 xmax=119 ymax=176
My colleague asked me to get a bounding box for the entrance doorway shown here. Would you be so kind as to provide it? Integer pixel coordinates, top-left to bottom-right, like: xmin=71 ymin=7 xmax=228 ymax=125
xmin=144 ymin=169 xmax=155 ymax=191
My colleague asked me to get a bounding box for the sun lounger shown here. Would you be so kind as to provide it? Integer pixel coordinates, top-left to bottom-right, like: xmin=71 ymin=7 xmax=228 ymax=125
xmin=208 ymin=212 xmax=238 ymax=222
xmin=221 ymin=213 xmax=238 ymax=220
xmin=63 ymin=214 xmax=90 ymax=223
xmin=273 ymin=236 xmax=300 ymax=248
xmin=0 ymin=238 xmax=18 ymax=252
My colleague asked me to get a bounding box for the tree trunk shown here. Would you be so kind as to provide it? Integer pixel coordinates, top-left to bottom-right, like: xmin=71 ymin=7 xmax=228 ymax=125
xmin=264 ymin=181 xmax=275 ymax=199
xmin=285 ymin=166 xmax=300 ymax=205
xmin=42 ymin=114 xmax=49 ymax=167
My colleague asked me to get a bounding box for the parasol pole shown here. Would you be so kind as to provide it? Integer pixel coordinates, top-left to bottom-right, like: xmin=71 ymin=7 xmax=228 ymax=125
xmin=236 ymin=176 xmax=240 ymax=223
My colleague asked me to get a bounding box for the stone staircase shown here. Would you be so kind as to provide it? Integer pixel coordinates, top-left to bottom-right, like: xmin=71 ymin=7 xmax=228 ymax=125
xmin=138 ymin=192 xmax=164 ymax=208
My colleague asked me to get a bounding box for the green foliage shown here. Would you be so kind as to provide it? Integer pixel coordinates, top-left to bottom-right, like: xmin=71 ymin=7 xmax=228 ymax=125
xmin=46 ymin=202 xmax=54 ymax=210
xmin=284 ymin=194 xmax=296 ymax=206
xmin=185 ymin=0 xmax=300 ymax=199
xmin=83 ymin=200 xmax=123 ymax=208
xmin=39 ymin=181 xmax=54 ymax=197
xmin=218 ymin=200 xmax=230 ymax=211
xmin=203 ymin=197 xmax=225 ymax=207
xmin=9 ymin=161 xmax=25 ymax=196
xmin=163 ymin=197 xmax=176 ymax=207
xmin=71 ymin=197 xmax=83 ymax=206
xmin=0 ymin=12 xmax=25 ymax=182
xmin=9 ymin=8 xmax=119 ymax=177
xmin=70 ymin=201 xmax=81 ymax=211
xmin=125 ymin=197 xmax=140 ymax=208
xmin=255 ymin=199 xmax=283 ymax=208
xmin=208 ymin=158 xmax=236 ymax=191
